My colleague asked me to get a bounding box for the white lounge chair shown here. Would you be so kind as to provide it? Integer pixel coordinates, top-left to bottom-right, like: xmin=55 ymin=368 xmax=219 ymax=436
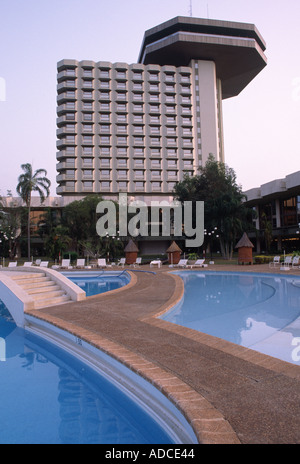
xmin=132 ymin=257 xmax=142 ymax=267
xmin=174 ymin=259 xmax=188 ymax=268
xmin=269 ymin=256 xmax=281 ymax=267
xmin=60 ymin=259 xmax=73 ymax=269
xmin=23 ymin=262 xmax=32 ymax=267
xmin=97 ymin=258 xmax=107 ymax=268
xmin=192 ymin=259 xmax=207 ymax=268
xmin=8 ymin=262 xmax=17 ymax=268
xmin=76 ymin=259 xmax=85 ymax=269
xmin=117 ymin=258 xmax=126 ymax=267
xmin=292 ymin=256 xmax=300 ymax=268
xmin=282 ymin=256 xmax=292 ymax=268
xmin=40 ymin=261 xmax=49 ymax=268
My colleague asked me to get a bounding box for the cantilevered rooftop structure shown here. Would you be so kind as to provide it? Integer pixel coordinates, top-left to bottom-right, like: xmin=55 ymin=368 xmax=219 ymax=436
xmin=56 ymin=16 xmax=267 ymax=200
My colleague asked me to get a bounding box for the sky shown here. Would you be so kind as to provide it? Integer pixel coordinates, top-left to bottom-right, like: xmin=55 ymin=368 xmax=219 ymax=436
xmin=0 ymin=0 xmax=299 ymax=197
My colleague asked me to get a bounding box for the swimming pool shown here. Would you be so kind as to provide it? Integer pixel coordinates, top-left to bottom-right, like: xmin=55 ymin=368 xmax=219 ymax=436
xmin=160 ymin=271 xmax=300 ymax=365
xmin=0 ymin=299 xmax=196 ymax=444
xmin=62 ymin=271 xmax=130 ymax=296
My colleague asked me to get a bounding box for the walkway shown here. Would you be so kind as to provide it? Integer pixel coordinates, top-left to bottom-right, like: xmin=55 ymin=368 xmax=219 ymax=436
xmin=25 ymin=264 xmax=300 ymax=444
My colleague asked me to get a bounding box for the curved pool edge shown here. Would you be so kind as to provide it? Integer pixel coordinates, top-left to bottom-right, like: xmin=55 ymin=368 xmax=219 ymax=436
xmin=23 ymin=311 xmax=198 ymax=445
xmin=24 ymin=270 xmax=241 ymax=445
xmin=146 ymin=269 xmax=300 ymax=381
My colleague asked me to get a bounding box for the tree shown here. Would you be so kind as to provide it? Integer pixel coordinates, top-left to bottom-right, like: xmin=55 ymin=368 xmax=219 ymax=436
xmin=16 ymin=163 xmax=51 ymax=259
xmin=0 ymin=191 xmax=21 ymax=259
xmin=173 ymin=155 xmax=254 ymax=259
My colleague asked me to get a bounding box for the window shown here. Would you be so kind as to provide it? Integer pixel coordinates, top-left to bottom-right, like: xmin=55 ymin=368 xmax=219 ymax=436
xmin=66 ymin=69 xmax=76 ymax=76
xmin=66 ymin=102 xmax=75 ymax=109
xmin=133 ymin=136 xmax=144 ymax=145
xmin=83 ymin=146 xmax=93 ymax=154
xmin=100 ymin=181 xmax=110 ymax=189
xmin=83 ymin=113 xmax=93 ymax=121
xmin=135 ymin=181 xmax=144 ymax=190
xmin=117 ymin=147 xmax=127 ymax=156
xmin=66 ymin=113 xmax=75 ymax=120
xmin=83 ymin=102 xmax=93 ymax=110
xmin=168 ymin=171 xmax=177 ymax=178
xmin=99 ymin=91 xmax=110 ymax=99
xmin=151 ymin=171 xmax=160 ymax=178
xmin=100 ymin=170 xmax=110 ymax=178
xmin=83 ymin=158 xmax=93 ymax=166
xmin=117 ymin=103 xmax=127 ymax=111
xmin=117 ymin=136 xmax=127 ymax=144
xmin=100 ymin=102 xmax=110 ymax=111
xmin=151 ymin=160 xmax=161 ymax=168
xmin=134 ymin=170 xmax=144 ymax=178
xmin=82 ymin=124 xmax=93 ymax=132
xmin=82 ymin=80 xmax=92 ymax=88
xmin=82 ymin=135 xmax=93 ymax=143
xmin=100 ymin=124 xmax=110 ymax=133
xmin=117 ymin=158 xmax=127 ymax=167
xmin=66 ymin=146 xmax=75 ymax=153
xmin=100 ymin=69 xmax=110 ymax=78
xmin=83 ymin=169 xmax=93 ymax=177
xmin=99 ymin=113 xmax=110 ymax=121
xmin=83 ymin=69 xmax=93 ymax=77
xmin=100 ymin=136 xmax=110 ymax=144
xmin=83 ymin=181 xmax=93 ymax=189
xmin=100 ymin=147 xmax=110 ymax=155
xmin=82 ymin=91 xmax=93 ymax=99
xmin=117 ymin=125 xmax=127 ymax=133
xmin=168 ymin=160 xmax=177 ymax=167
xmin=100 ymin=158 xmax=110 ymax=166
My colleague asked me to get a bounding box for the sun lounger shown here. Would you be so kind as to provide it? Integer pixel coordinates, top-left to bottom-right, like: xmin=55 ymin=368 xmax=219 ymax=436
xmin=8 ymin=262 xmax=17 ymax=268
xmin=97 ymin=259 xmax=107 ymax=268
xmin=52 ymin=259 xmax=73 ymax=270
xmin=282 ymin=256 xmax=292 ymax=268
xmin=150 ymin=259 xmax=161 ymax=268
xmin=117 ymin=258 xmax=126 ymax=267
xmin=292 ymin=256 xmax=300 ymax=268
xmin=132 ymin=257 xmax=142 ymax=267
xmin=76 ymin=259 xmax=86 ymax=269
xmin=40 ymin=261 xmax=49 ymax=268
xmin=23 ymin=262 xmax=32 ymax=267
xmin=174 ymin=259 xmax=188 ymax=268
xmin=191 ymin=259 xmax=207 ymax=268
xmin=269 ymin=256 xmax=281 ymax=267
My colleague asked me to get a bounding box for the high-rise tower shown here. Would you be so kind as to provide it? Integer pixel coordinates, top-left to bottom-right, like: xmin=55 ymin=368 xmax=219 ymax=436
xmin=56 ymin=16 xmax=267 ymax=202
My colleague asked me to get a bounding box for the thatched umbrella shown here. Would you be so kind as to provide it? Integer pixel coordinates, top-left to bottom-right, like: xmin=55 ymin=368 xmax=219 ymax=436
xmin=166 ymin=241 xmax=182 ymax=265
xmin=235 ymin=232 xmax=254 ymax=265
xmin=124 ymin=239 xmax=139 ymax=264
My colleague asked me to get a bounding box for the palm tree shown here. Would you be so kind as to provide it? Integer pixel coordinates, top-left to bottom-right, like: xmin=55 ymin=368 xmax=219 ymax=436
xmin=16 ymin=163 xmax=51 ymax=259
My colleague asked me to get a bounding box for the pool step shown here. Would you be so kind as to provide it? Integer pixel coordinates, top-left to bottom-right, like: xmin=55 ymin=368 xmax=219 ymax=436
xmin=11 ymin=272 xmax=72 ymax=309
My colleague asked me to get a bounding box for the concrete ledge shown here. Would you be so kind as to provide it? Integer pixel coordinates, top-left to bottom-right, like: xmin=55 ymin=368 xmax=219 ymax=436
xmin=3 ymin=266 xmax=86 ymax=302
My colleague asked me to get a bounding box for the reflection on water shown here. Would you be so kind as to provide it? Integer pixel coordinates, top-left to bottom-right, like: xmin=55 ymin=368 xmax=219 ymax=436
xmin=0 ymin=300 xmax=173 ymax=444
xmin=161 ymin=272 xmax=300 ymax=364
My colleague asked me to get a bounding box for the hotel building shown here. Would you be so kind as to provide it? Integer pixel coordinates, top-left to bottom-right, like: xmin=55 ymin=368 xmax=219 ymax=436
xmin=56 ymin=16 xmax=267 ymax=203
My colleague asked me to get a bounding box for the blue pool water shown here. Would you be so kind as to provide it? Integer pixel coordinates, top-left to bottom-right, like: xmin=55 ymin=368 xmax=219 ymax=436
xmin=160 ymin=271 xmax=300 ymax=365
xmin=63 ymin=271 xmax=130 ymax=296
xmin=0 ymin=300 xmax=174 ymax=444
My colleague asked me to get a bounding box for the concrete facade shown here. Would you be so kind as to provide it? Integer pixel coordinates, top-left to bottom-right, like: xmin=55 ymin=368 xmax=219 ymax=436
xmin=56 ymin=16 xmax=267 ymax=202
xmin=244 ymin=171 xmax=300 ymax=252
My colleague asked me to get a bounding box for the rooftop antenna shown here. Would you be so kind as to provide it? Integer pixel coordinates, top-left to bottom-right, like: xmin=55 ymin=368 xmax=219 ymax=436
xmin=189 ymin=0 xmax=193 ymax=16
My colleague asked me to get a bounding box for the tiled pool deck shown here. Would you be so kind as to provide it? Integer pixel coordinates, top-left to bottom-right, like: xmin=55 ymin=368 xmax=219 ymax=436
xmin=25 ymin=264 xmax=300 ymax=444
